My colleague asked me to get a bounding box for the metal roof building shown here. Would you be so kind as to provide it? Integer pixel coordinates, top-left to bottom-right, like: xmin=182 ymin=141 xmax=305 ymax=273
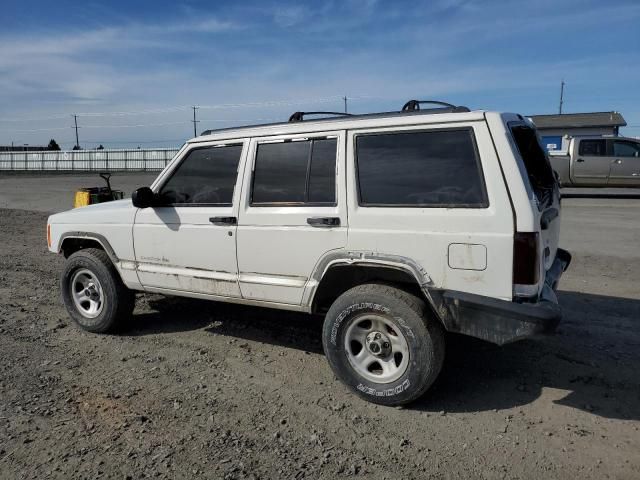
xmin=528 ymin=111 xmax=627 ymax=151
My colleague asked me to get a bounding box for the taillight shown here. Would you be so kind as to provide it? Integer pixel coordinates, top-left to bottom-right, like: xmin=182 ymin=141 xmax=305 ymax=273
xmin=513 ymin=232 xmax=539 ymax=285
xmin=47 ymin=224 xmax=52 ymax=248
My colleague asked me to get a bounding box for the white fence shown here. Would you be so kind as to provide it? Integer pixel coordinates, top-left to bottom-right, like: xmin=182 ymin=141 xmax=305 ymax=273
xmin=0 ymin=148 xmax=180 ymax=172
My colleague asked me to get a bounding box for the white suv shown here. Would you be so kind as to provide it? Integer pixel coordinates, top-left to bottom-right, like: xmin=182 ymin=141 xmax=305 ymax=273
xmin=47 ymin=100 xmax=571 ymax=406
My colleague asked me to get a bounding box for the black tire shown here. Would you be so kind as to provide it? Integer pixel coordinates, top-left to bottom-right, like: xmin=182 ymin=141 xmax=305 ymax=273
xmin=322 ymin=283 xmax=445 ymax=406
xmin=60 ymin=248 xmax=135 ymax=333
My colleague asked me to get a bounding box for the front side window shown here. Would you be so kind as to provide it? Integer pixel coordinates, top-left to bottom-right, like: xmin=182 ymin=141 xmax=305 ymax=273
xmin=613 ymin=140 xmax=640 ymax=157
xmin=158 ymin=144 xmax=242 ymax=205
xmin=356 ymin=128 xmax=488 ymax=207
xmin=578 ymin=139 xmax=606 ymax=156
xmin=252 ymin=138 xmax=337 ymax=205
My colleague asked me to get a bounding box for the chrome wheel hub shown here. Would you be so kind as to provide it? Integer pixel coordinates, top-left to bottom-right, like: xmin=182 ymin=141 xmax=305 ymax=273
xmin=344 ymin=314 xmax=410 ymax=384
xmin=70 ymin=269 xmax=104 ymax=319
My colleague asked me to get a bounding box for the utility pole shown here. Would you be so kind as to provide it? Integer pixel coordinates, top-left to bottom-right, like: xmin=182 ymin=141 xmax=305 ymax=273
xmin=72 ymin=114 xmax=80 ymax=149
xmin=192 ymin=106 xmax=200 ymax=137
xmin=343 ymin=96 xmax=348 ymax=114
xmin=558 ymin=80 xmax=565 ymax=114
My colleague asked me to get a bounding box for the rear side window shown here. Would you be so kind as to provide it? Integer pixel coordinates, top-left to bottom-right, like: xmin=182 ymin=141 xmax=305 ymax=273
xmin=158 ymin=144 xmax=242 ymax=205
xmin=252 ymin=138 xmax=337 ymax=205
xmin=579 ymin=139 xmax=606 ymax=156
xmin=355 ymin=129 xmax=488 ymax=207
xmin=509 ymin=124 xmax=556 ymax=206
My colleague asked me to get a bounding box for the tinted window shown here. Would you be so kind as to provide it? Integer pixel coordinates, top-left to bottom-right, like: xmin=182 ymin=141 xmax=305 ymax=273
xmin=356 ymin=129 xmax=487 ymax=207
xmin=159 ymin=145 xmax=242 ymax=205
xmin=579 ymin=139 xmax=606 ymax=156
xmin=252 ymin=138 xmax=337 ymax=205
xmin=613 ymin=140 xmax=640 ymax=157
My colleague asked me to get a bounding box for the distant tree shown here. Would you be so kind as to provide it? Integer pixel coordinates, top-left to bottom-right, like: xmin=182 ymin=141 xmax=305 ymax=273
xmin=48 ymin=139 xmax=61 ymax=151
xmin=72 ymin=145 xmax=82 ymax=151
xmin=97 ymin=144 xmax=104 ymax=150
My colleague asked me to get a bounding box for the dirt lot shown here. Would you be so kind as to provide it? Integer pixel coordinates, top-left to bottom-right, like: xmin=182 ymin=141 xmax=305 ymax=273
xmin=0 ymin=181 xmax=639 ymax=479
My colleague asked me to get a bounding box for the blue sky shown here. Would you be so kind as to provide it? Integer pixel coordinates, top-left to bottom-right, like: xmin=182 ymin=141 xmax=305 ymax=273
xmin=1 ymin=0 xmax=639 ymax=149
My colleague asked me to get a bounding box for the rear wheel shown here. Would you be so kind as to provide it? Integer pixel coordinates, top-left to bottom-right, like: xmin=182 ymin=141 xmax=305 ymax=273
xmin=322 ymin=283 xmax=445 ymax=406
xmin=61 ymin=248 xmax=135 ymax=333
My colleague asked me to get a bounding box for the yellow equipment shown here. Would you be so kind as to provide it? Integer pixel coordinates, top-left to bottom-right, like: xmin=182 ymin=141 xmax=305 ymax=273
xmin=73 ymin=173 xmax=124 ymax=208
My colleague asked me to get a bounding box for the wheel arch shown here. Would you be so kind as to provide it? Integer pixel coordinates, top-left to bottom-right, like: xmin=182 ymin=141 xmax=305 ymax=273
xmin=306 ymin=252 xmax=443 ymax=322
xmin=59 ymin=232 xmax=119 ymax=264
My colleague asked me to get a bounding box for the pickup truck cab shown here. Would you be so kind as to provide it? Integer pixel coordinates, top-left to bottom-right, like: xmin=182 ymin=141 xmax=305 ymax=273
xmin=549 ymin=135 xmax=640 ymax=187
xmin=47 ymin=100 xmax=571 ymax=405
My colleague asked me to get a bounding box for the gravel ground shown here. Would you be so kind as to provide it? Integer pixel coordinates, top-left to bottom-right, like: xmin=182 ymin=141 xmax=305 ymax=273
xmin=0 ymin=198 xmax=639 ymax=479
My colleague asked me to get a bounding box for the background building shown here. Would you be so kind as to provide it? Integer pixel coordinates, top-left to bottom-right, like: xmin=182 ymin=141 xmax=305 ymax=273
xmin=529 ymin=111 xmax=627 ymax=151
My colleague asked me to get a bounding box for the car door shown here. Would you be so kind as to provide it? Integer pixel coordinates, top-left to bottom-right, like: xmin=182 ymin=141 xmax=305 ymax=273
xmin=236 ymin=132 xmax=347 ymax=305
xmin=608 ymin=139 xmax=640 ymax=186
xmin=133 ymin=141 xmax=246 ymax=297
xmin=572 ymin=138 xmax=612 ymax=185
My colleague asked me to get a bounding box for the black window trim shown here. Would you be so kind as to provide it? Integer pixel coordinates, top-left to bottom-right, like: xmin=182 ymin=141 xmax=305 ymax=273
xmin=156 ymin=143 xmax=244 ymax=208
xmin=250 ymin=135 xmax=338 ymax=207
xmin=354 ymin=126 xmax=489 ymax=209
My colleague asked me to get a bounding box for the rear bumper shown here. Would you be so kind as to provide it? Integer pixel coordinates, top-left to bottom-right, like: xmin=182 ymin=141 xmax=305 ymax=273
xmin=439 ymin=248 xmax=572 ymax=345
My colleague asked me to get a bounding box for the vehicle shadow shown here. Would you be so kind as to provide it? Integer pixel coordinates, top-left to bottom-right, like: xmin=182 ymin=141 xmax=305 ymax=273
xmin=126 ymin=294 xmax=324 ymax=354
xmin=126 ymin=290 xmax=639 ymax=421
xmin=412 ymin=291 xmax=640 ymax=421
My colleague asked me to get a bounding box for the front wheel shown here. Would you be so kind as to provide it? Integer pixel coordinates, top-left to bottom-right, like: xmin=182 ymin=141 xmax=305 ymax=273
xmin=322 ymin=284 xmax=445 ymax=406
xmin=61 ymin=248 xmax=135 ymax=333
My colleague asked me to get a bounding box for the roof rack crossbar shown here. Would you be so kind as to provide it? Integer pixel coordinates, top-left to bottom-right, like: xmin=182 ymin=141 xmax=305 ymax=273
xmin=401 ymin=100 xmax=469 ymax=113
xmin=288 ymin=111 xmax=354 ymax=123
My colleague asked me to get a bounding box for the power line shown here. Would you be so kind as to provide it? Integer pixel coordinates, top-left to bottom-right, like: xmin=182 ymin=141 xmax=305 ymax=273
xmin=0 ymin=95 xmax=372 ymax=123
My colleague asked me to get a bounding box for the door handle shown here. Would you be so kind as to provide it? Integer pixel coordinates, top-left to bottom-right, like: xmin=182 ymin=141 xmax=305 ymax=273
xmin=576 ymin=158 xmax=584 ymax=163
xmin=632 ymin=173 xmax=639 ymax=176
xmin=615 ymin=159 xmax=622 ymax=164
xmin=307 ymin=217 xmax=340 ymax=227
xmin=209 ymin=216 xmax=237 ymax=225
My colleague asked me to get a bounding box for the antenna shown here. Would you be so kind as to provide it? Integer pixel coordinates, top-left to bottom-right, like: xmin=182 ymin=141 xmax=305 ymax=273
xmin=558 ymin=80 xmax=565 ymax=114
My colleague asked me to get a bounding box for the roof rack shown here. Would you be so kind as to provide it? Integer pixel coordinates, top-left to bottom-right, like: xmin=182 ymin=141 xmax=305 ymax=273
xmin=288 ymin=111 xmax=353 ymax=122
xmin=200 ymin=100 xmax=473 ymax=136
xmin=401 ymin=100 xmax=470 ymax=113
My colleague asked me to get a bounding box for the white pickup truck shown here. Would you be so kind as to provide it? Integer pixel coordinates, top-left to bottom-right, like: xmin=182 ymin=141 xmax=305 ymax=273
xmin=549 ymin=136 xmax=640 ymax=187
xmin=47 ymin=100 xmax=571 ymax=405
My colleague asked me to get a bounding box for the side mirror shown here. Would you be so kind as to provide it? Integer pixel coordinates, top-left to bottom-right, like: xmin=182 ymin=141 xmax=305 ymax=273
xmin=132 ymin=187 xmax=156 ymax=208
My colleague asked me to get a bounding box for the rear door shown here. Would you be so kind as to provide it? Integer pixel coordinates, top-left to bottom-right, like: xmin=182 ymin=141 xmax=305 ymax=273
xmin=608 ymin=139 xmax=640 ymax=186
xmin=236 ymin=131 xmax=347 ymax=305
xmin=572 ymin=138 xmax=612 ymax=185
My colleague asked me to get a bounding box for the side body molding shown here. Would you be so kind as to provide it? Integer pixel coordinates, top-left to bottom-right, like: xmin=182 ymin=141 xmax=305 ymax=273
xmin=302 ymin=250 xmax=438 ymax=310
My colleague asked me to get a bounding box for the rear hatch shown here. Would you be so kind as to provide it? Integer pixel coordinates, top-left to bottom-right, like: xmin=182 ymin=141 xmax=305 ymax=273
xmin=508 ymin=121 xmax=561 ymax=284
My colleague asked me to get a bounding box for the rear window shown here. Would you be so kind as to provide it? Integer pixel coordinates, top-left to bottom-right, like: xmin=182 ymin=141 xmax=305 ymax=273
xmin=579 ymin=139 xmax=606 ymax=156
xmin=355 ymin=128 xmax=488 ymax=207
xmin=251 ymin=138 xmax=337 ymax=205
xmin=509 ymin=124 xmax=556 ymax=206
